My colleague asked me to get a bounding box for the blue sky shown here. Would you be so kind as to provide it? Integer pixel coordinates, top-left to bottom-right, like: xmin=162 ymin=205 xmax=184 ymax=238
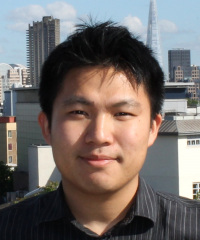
xmin=0 ymin=0 xmax=200 ymax=77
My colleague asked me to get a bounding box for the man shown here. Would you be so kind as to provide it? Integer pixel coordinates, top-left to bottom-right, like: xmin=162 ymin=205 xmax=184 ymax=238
xmin=0 ymin=20 xmax=200 ymax=240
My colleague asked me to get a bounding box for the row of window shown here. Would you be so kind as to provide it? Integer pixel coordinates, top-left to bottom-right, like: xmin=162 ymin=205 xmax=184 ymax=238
xmin=192 ymin=75 xmax=199 ymax=77
xmin=187 ymin=139 xmax=200 ymax=146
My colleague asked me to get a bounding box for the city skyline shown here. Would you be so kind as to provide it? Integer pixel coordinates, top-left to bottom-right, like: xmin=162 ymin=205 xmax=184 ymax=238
xmin=0 ymin=0 xmax=200 ymax=77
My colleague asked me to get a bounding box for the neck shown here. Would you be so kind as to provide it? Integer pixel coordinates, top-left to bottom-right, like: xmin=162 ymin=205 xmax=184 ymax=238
xmin=62 ymin=176 xmax=139 ymax=236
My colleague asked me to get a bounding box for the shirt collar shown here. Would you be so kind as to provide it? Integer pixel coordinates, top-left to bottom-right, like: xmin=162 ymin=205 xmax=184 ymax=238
xmin=36 ymin=182 xmax=74 ymax=225
xmin=134 ymin=177 xmax=157 ymax=223
xmin=36 ymin=177 xmax=157 ymax=225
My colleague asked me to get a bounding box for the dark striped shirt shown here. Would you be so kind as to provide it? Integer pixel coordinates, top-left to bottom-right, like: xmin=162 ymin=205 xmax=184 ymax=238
xmin=0 ymin=177 xmax=200 ymax=239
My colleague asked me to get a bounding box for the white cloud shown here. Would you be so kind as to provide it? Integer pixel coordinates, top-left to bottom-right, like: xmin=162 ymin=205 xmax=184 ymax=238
xmin=159 ymin=19 xmax=178 ymax=33
xmin=46 ymin=2 xmax=76 ymax=21
xmin=6 ymin=5 xmax=47 ymax=32
xmin=121 ymin=15 xmax=147 ymax=40
xmin=7 ymin=5 xmax=46 ymax=22
xmin=6 ymin=2 xmax=77 ymax=36
xmin=46 ymin=2 xmax=77 ymax=36
xmin=60 ymin=21 xmax=76 ymax=37
xmin=7 ymin=22 xmax=30 ymax=32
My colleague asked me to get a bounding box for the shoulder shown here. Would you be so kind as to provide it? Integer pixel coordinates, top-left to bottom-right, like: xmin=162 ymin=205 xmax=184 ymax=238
xmin=153 ymin=190 xmax=200 ymax=238
xmin=0 ymin=191 xmax=59 ymax=240
xmin=155 ymin=190 xmax=200 ymax=227
xmin=156 ymin=190 xmax=200 ymax=208
xmin=0 ymin=191 xmax=55 ymax=223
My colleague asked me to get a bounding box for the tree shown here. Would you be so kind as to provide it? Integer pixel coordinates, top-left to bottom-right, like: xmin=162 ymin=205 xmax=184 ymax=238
xmin=194 ymin=192 xmax=200 ymax=201
xmin=187 ymin=98 xmax=198 ymax=107
xmin=0 ymin=161 xmax=13 ymax=197
xmin=39 ymin=181 xmax=59 ymax=193
xmin=14 ymin=181 xmax=59 ymax=204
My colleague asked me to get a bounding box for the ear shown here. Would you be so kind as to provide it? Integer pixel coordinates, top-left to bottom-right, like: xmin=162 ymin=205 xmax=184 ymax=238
xmin=148 ymin=114 xmax=162 ymax=147
xmin=38 ymin=111 xmax=52 ymax=145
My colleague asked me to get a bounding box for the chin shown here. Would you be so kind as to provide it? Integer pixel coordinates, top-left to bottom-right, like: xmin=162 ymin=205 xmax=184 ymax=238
xmin=81 ymin=184 xmax=118 ymax=195
xmin=81 ymin=177 xmax=122 ymax=195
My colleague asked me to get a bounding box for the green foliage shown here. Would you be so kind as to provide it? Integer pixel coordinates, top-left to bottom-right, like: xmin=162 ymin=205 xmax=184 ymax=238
xmin=0 ymin=161 xmax=13 ymax=197
xmin=194 ymin=192 xmax=200 ymax=201
xmin=38 ymin=181 xmax=59 ymax=193
xmin=14 ymin=181 xmax=59 ymax=204
xmin=187 ymin=98 xmax=198 ymax=106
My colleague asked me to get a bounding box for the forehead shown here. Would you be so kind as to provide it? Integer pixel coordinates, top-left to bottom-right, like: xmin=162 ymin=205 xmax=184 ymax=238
xmin=57 ymin=66 xmax=150 ymax=104
xmin=61 ymin=67 xmax=139 ymax=91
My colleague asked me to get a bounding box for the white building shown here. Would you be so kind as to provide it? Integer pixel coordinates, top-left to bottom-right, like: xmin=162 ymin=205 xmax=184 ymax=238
xmin=141 ymin=118 xmax=200 ymax=199
xmin=15 ymin=87 xmax=46 ymax=172
xmin=28 ymin=144 xmax=61 ymax=191
xmin=163 ymin=82 xmax=195 ymax=116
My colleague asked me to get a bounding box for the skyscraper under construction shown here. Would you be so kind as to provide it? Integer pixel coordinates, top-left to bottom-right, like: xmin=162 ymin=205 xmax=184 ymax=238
xmin=146 ymin=0 xmax=163 ymax=68
xmin=26 ymin=16 xmax=60 ymax=86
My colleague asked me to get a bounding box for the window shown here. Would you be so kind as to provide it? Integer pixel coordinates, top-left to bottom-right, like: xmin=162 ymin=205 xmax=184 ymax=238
xmin=9 ymin=156 xmax=12 ymax=163
xmin=187 ymin=138 xmax=200 ymax=146
xmin=8 ymin=131 xmax=12 ymax=138
xmin=193 ymin=183 xmax=200 ymax=199
xmin=8 ymin=144 xmax=12 ymax=151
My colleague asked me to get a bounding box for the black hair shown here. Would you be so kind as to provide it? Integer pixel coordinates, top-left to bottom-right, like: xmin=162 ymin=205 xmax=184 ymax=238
xmin=39 ymin=20 xmax=164 ymax=126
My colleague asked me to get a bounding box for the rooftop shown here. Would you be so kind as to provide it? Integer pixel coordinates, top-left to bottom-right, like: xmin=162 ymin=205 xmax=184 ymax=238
xmin=0 ymin=116 xmax=16 ymax=123
xmin=159 ymin=119 xmax=200 ymax=135
xmin=164 ymin=82 xmax=194 ymax=88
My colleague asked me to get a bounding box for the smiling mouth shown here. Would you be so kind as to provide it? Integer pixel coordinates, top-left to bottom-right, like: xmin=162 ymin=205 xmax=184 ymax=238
xmin=79 ymin=155 xmax=116 ymax=167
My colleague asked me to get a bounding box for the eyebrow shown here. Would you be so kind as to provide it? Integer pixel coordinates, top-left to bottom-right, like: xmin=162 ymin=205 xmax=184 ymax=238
xmin=111 ymin=100 xmax=141 ymax=108
xmin=62 ymin=96 xmax=94 ymax=107
xmin=62 ymin=96 xmax=141 ymax=109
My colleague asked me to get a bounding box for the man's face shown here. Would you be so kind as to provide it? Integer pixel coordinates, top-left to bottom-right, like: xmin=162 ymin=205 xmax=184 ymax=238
xmin=39 ymin=67 xmax=162 ymax=194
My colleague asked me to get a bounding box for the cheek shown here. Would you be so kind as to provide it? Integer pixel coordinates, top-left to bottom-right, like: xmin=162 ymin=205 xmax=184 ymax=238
xmin=117 ymin=122 xmax=149 ymax=148
xmin=52 ymin=120 xmax=85 ymax=145
xmin=116 ymin=123 xmax=149 ymax=166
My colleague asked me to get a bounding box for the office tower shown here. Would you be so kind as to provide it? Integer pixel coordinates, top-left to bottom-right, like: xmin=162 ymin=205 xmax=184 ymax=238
xmin=26 ymin=16 xmax=60 ymax=86
xmin=146 ymin=0 xmax=163 ymax=68
xmin=168 ymin=49 xmax=191 ymax=82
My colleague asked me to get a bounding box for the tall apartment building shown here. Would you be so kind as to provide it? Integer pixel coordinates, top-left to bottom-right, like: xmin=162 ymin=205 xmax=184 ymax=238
xmin=0 ymin=63 xmax=28 ymax=104
xmin=0 ymin=116 xmax=17 ymax=167
xmin=168 ymin=49 xmax=191 ymax=82
xmin=26 ymin=16 xmax=60 ymax=87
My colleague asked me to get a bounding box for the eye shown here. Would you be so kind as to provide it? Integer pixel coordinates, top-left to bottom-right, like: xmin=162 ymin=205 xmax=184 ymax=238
xmin=115 ymin=112 xmax=132 ymax=116
xmin=70 ymin=110 xmax=87 ymax=115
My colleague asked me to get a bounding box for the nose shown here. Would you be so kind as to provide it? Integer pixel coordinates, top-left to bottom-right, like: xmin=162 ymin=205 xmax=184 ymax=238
xmin=85 ymin=114 xmax=113 ymax=146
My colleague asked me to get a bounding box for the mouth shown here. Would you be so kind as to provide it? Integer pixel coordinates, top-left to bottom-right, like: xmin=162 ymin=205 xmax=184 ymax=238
xmin=79 ymin=155 xmax=117 ymax=167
